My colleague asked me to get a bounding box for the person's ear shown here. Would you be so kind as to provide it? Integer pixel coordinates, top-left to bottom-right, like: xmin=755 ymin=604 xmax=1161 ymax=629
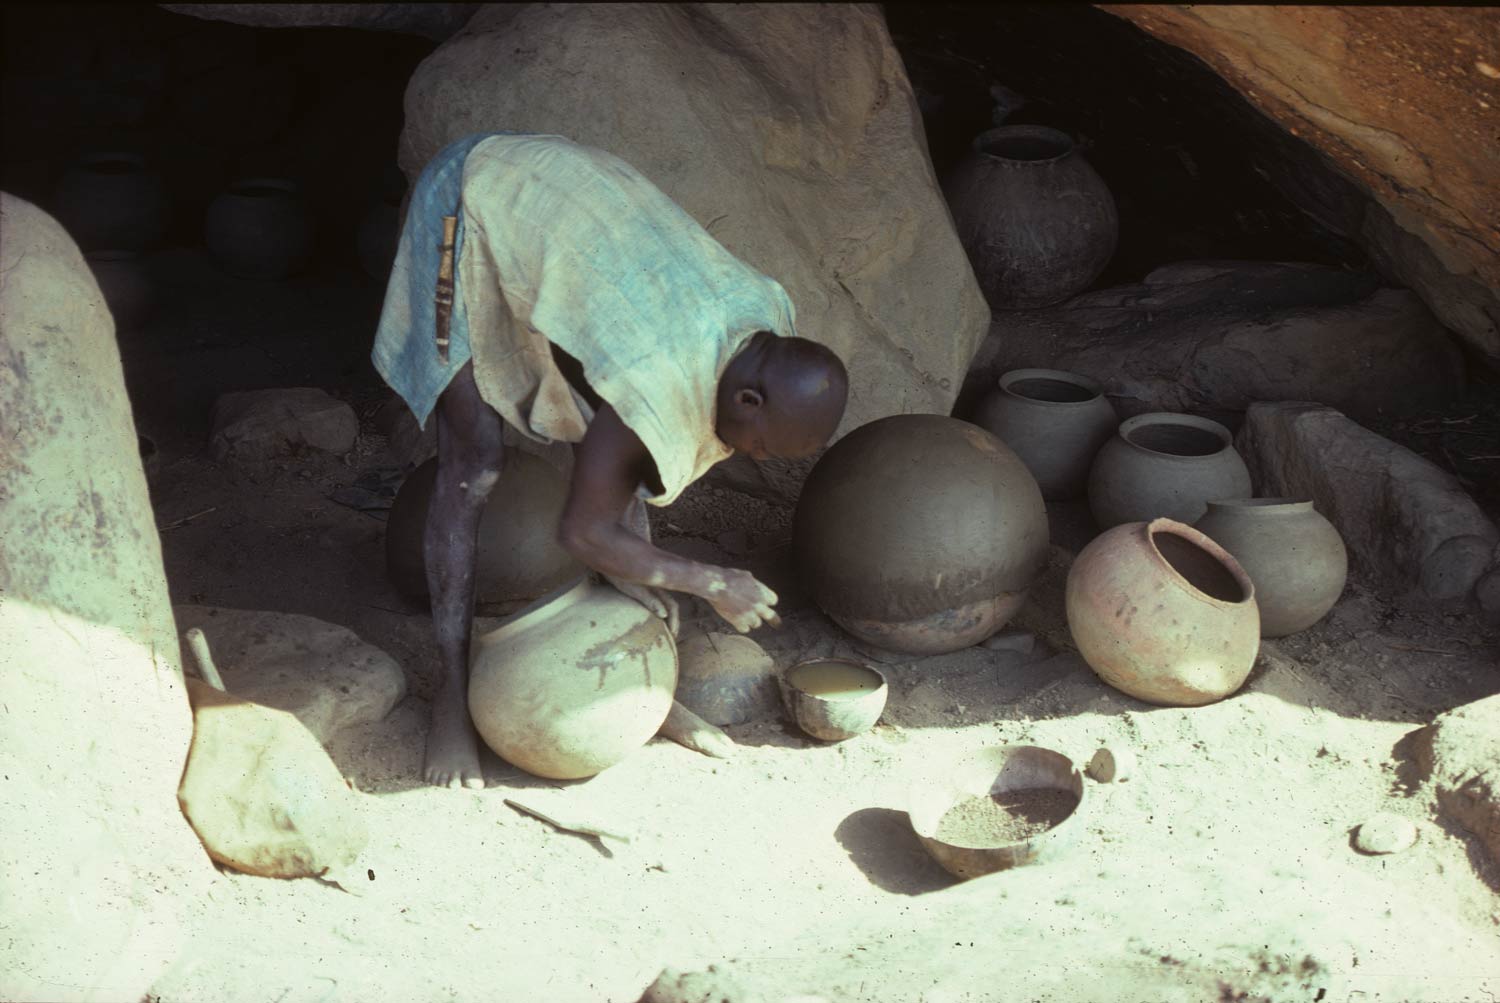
xmin=735 ymin=388 xmax=764 ymax=409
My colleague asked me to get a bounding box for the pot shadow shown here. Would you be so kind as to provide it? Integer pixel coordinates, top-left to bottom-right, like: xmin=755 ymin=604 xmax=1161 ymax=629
xmin=834 ymin=807 xmax=960 ymax=896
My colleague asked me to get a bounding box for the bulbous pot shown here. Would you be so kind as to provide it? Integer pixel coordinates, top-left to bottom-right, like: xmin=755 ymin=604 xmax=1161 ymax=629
xmin=793 ymin=414 xmax=1049 ymax=655
xmin=944 ymin=125 xmax=1118 ymax=310
xmin=974 ymin=368 xmax=1118 ymax=500
xmin=469 ymin=578 xmax=678 ymax=780
xmin=1066 ymin=518 xmax=1260 ymax=706
xmin=1088 ymin=412 xmax=1252 ymax=529
xmin=204 ymin=178 xmax=313 ymax=280
xmin=1194 ymin=498 xmax=1347 ymax=638
xmin=53 ymin=152 xmax=168 ymax=252
xmin=84 ymin=250 xmax=155 ymax=331
xmin=385 ymin=454 xmax=583 ymax=605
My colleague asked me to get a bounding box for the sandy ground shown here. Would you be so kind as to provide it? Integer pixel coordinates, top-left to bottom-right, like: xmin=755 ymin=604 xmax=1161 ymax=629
xmin=124 ymin=250 xmax=1500 ymax=1002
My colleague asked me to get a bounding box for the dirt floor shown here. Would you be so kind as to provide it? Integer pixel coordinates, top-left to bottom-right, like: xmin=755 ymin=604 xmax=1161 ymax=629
xmin=125 ymin=249 xmax=1500 ymax=1002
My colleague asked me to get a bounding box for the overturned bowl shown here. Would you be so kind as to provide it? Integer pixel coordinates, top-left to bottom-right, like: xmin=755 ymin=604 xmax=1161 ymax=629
xmin=779 ymin=658 xmax=887 ymax=741
xmin=908 ymin=745 xmax=1087 ymax=879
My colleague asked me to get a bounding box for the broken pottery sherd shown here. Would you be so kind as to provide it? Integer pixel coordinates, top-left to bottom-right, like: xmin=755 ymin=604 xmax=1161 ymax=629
xmin=469 ymin=578 xmax=677 ymax=780
xmin=1086 ymin=746 xmax=1135 ymax=783
xmin=178 ymin=679 xmax=369 ymax=879
xmin=794 ymin=414 xmax=1049 ymax=655
xmin=779 ymin=658 xmax=888 ymax=742
xmin=1066 ymin=518 xmax=1261 ymax=706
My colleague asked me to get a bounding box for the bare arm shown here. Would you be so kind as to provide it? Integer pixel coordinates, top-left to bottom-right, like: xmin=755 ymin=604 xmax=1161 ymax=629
xmin=558 ymin=404 xmax=779 ymax=632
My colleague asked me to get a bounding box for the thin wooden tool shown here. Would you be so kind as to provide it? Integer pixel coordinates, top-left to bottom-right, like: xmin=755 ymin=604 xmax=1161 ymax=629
xmin=503 ymin=798 xmax=631 ymax=844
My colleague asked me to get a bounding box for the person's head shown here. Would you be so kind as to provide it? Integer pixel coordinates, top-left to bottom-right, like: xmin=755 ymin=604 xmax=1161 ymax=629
xmin=716 ymin=332 xmax=848 ymax=461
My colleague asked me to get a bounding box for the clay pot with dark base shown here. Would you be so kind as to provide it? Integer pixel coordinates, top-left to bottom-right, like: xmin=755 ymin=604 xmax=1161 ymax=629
xmin=204 ymin=178 xmax=313 ymax=280
xmin=384 ymin=454 xmax=583 ymax=606
xmin=1194 ymin=498 xmax=1348 ymax=638
xmin=1087 ymin=413 xmax=1252 ymax=529
xmin=52 ymin=152 xmax=168 ymax=252
xmin=793 ymin=414 xmax=1049 ymax=655
xmin=1066 ymin=518 xmax=1260 ymax=706
xmin=945 ymin=125 xmax=1118 ymax=310
xmin=469 ymin=578 xmax=678 ymax=780
xmin=975 ymin=368 xmax=1118 ymax=501
xmin=84 ymin=250 xmax=155 ymax=332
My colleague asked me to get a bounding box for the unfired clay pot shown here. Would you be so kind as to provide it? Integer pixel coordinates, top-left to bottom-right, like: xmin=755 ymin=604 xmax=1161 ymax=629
xmin=204 ymin=178 xmax=313 ymax=280
xmin=944 ymin=125 xmax=1118 ymax=310
xmin=384 ymin=454 xmax=582 ymax=605
xmin=1066 ymin=518 xmax=1260 ymax=706
xmin=1194 ymin=498 xmax=1348 ymax=638
xmin=793 ymin=414 xmax=1049 ymax=655
xmin=974 ymin=368 xmax=1118 ymax=500
xmin=468 ymin=578 xmax=678 ymax=780
xmin=1087 ymin=413 xmax=1252 ymax=529
xmin=53 ymin=152 xmax=168 ymax=252
xmin=84 ymin=250 xmax=155 ymax=331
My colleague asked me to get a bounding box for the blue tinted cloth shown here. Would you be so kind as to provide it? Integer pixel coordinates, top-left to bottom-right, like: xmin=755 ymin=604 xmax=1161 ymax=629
xmin=370 ymin=132 xmax=518 ymax=428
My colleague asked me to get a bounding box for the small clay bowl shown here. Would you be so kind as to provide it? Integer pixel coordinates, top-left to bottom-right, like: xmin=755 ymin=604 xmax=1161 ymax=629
xmin=908 ymin=745 xmax=1087 ymax=879
xmin=779 ymin=658 xmax=888 ymax=741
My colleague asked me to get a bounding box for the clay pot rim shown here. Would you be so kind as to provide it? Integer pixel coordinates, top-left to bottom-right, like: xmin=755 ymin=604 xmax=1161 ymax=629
xmin=225 ymin=177 xmax=303 ymax=198
xmin=907 ymin=744 xmax=1088 ymax=853
xmin=1144 ymin=517 xmax=1257 ymax=608
xmin=997 ymin=367 xmax=1103 ymax=406
xmin=971 ymin=125 xmax=1075 ymax=164
xmin=1116 ymin=412 xmax=1233 ymax=458
xmin=782 ymin=657 xmax=888 ymax=700
xmin=482 ymin=575 xmax=592 ymax=643
xmin=1203 ymin=497 xmax=1315 ymax=514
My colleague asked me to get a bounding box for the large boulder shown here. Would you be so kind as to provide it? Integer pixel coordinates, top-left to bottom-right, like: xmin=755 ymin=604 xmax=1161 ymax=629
xmin=1236 ymin=401 xmax=1500 ymax=602
xmin=1098 ymin=6 xmax=1500 ymax=368
xmin=0 ymin=193 xmax=212 ymax=1001
xmin=399 ymin=3 xmax=990 ymax=441
xmin=1413 ymin=694 xmax=1500 ymax=868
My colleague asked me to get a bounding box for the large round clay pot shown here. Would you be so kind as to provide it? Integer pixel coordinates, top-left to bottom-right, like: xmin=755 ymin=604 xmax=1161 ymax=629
xmin=1194 ymin=498 xmax=1347 ymax=638
xmin=84 ymin=250 xmax=156 ymax=331
xmin=1087 ymin=413 xmax=1252 ymax=529
xmin=52 ymin=152 xmax=169 ymax=252
xmin=974 ymin=368 xmax=1118 ymax=501
xmin=794 ymin=414 xmax=1049 ymax=655
xmin=1066 ymin=518 xmax=1260 ymax=706
xmin=945 ymin=125 xmax=1118 ymax=310
xmin=204 ymin=178 xmax=313 ymax=280
xmin=384 ymin=454 xmax=583 ymax=605
xmin=468 ymin=578 xmax=678 ymax=780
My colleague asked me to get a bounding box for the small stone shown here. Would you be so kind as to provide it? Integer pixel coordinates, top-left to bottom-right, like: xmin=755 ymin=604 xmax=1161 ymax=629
xmin=209 ymin=387 xmax=359 ymax=469
xmin=1086 ymin=746 xmax=1134 ymax=783
xmin=1354 ymin=813 xmax=1419 ymax=855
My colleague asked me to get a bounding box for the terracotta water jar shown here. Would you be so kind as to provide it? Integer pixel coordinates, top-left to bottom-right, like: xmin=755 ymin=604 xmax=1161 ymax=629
xmin=794 ymin=414 xmax=1049 ymax=655
xmin=974 ymin=368 xmax=1118 ymax=500
xmin=1066 ymin=518 xmax=1260 ymax=706
xmin=52 ymin=152 xmax=168 ymax=252
xmin=1087 ymin=413 xmax=1252 ymax=529
xmin=468 ymin=578 xmax=678 ymax=780
xmin=384 ymin=454 xmax=582 ymax=605
xmin=204 ymin=178 xmax=313 ymax=280
xmin=84 ymin=250 xmax=155 ymax=332
xmin=944 ymin=125 xmax=1118 ymax=310
xmin=1194 ymin=498 xmax=1347 ymax=638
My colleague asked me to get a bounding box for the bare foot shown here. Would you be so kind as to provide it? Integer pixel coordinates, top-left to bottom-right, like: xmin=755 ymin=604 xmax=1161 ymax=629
xmin=424 ymin=683 xmax=484 ymax=789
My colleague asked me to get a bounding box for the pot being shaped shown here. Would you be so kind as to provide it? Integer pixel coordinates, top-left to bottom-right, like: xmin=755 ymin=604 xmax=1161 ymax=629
xmin=84 ymin=250 xmax=156 ymax=331
xmin=1087 ymin=413 xmax=1252 ymax=529
xmin=204 ymin=178 xmax=313 ymax=280
xmin=794 ymin=414 xmax=1049 ymax=655
xmin=53 ymin=152 xmax=169 ymax=252
xmin=975 ymin=368 xmax=1118 ymax=500
xmin=944 ymin=125 xmax=1118 ymax=310
xmin=1194 ymin=498 xmax=1348 ymax=638
xmin=385 ymin=454 xmax=583 ymax=605
xmin=469 ymin=578 xmax=678 ymax=780
xmin=1066 ymin=518 xmax=1260 ymax=706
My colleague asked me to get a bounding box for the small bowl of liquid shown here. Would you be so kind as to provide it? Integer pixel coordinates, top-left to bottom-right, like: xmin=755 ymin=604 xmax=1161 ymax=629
xmin=779 ymin=658 xmax=888 ymax=741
